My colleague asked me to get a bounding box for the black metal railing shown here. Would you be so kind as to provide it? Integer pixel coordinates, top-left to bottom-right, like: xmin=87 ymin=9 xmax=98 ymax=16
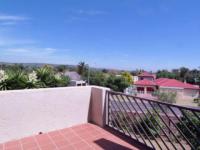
xmin=106 ymin=90 xmax=200 ymax=150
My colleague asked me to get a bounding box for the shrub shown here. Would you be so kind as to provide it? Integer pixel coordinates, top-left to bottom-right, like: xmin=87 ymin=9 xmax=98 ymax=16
xmin=153 ymin=90 xmax=177 ymax=104
xmin=135 ymin=111 xmax=163 ymax=137
xmin=0 ymin=70 xmax=28 ymax=90
xmin=194 ymin=98 xmax=200 ymax=103
xmin=176 ymin=111 xmax=200 ymax=148
xmin=0 ymin=66 xmax=70 ymax=90
xmin=106 ymin=75 xmax=129 ymax=92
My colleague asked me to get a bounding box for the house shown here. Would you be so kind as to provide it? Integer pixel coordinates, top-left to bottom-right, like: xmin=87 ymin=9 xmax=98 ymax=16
xmin=138 ymin=71 xmax=156 ymax=81
xmin=64 ymin=71 xmax=87 ymax=86
xmin=134 ymin=72 xmax=200 ymax=101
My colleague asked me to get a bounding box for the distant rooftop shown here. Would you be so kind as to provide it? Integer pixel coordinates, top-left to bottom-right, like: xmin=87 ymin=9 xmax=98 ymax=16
xmin=134 ymin=79 xmax=157 ymax=86
xmin=155 ymin=78 xmax=199 ymax=89
xmin=64 ymin=71 xmax=82 ymax=81
xmin=135 ymin=78 xmax=199 ymax=89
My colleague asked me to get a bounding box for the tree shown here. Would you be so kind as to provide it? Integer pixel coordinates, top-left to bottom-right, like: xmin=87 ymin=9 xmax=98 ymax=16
xmin=55 ymin=65 xmax=67 ymax=73
xmin=156 ymin=70 xmax=176 ymax=79
xmin=77 ymin=62 xmax=88 ymax=75
xmin=121 ymin=72 xmax=133 ymax=85
xmin=179 ymin=67 xmax=189 ymax=81
xmin=102 ymin=69 xmax=108 ymax=73
xmin=106 ymin=75 xmax=129 ymax=92
xmin=89 ymin=71 xmax=107 ymax=86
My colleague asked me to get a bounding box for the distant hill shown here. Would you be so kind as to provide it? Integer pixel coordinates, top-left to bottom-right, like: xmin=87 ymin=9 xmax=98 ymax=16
xmin=0 ymin=62 xmax=128 ymax=74
xmin=0 ymin=62 xmax=76 ymax=68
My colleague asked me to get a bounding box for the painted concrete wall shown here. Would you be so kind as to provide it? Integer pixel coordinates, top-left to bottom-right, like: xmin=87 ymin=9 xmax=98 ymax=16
xmin=0 ymin=86 xmax=109 ymax=143
xmin=183 ymin=89 xmax=199 ymax=99
xmin=89 ymin=87 xmax=110 ymax=127
xmin=159 ymin=87 xmax=199 ymax=106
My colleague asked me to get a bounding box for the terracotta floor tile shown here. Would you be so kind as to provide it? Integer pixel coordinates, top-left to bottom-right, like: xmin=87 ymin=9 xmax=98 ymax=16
xmin=48 ymin=131 xmax=61 ymax=137
xmin=50 ymin=135 xmax=66 ymax=142
xmin=58 ymin=144 xmax=75 ymax=150
xmin=22 ymin=142 xmax=38 ymax=149
xmin=72 ymin=141 xmax=92 ymax=150
xmin=54 ymin=139 xmax=69 ymax=148
xmin=39 ymin=144 xmax=57 ymax=150
xmin=65 ymin=135 xmax=82 ymax=144
xmin=1 ymin=123 xmax=147 ymax=150
xmin=21 ymin=136 xmax=35 ymax=144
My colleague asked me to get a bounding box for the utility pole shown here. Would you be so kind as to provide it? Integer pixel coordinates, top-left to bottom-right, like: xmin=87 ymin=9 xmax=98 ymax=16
xmin=87 ymin=65 xmax=90 ymax=85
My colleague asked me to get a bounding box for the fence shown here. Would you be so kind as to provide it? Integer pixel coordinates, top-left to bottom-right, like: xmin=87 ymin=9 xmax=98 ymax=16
xmin=106 ymin=90 xmax=200 ymax=150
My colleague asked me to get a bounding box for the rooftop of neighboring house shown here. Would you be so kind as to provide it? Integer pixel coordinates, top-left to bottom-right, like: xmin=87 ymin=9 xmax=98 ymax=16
xmin=135 ymin=77 xmax=199 ymax=90
xmin=134 ymin=79 xmax=157 ymax=86
xmin=155 ymin=78 xmax=199 ymax=90
xmin=64 ymin=71 xmax=82 ymax=81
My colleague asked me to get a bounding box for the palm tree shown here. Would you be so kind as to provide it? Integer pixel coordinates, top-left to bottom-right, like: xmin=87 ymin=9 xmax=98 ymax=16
xmin=77 ymin=62 xmax=88 ymax=75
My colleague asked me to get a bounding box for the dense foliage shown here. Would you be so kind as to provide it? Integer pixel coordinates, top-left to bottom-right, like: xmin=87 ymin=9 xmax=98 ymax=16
xmin=156 ymin=67 xmax=200 ymax=86
xmin=105 ymin=75 xmax=130 ymax=92
xmin=177 ymin=111 xmax=200 ymax=149
xmin=0 ymin=66 xmax=70 ymax=90
xmin=137 ymin=111 xmax=163 ymax=137
xmin=84 ymin=71 xmax=130 ymax=92
xmin=121 ymin=72 xmax=133 ymax=84
xmin=153 ymin=91 xmax=177 ymax=104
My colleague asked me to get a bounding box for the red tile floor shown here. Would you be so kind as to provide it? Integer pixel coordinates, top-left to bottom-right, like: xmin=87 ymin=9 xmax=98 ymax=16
xmin=0 ymin=123 xmax=149 ymax=150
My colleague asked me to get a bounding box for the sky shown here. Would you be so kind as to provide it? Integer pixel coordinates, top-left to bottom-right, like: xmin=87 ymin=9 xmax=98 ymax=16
xmin=0 ymin=0 xmax=200 ymax=71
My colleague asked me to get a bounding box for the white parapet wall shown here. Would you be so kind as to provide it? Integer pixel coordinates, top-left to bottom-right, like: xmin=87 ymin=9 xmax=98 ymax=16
xmin=0 ymin=86 xmax=109 ymax=143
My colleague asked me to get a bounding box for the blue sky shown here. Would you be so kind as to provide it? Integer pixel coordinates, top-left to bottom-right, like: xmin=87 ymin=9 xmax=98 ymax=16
xmin=0 ymin=0 xmax=200 ymax=71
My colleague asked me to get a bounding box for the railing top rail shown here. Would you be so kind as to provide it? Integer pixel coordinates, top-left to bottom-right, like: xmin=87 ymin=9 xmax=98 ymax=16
xmin=107 ymin=90 xmax=200 ymax=112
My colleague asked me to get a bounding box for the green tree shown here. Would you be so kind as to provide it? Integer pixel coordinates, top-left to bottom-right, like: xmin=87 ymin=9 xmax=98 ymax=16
xmin=55 ymin=65 xmax=67 ymax=73
xmin=89 ymin=71 xmax=107 ymax=86
xmin=77 ymin=62 xmax=88 ymax=75
xmin=121 ymin=72 xmax=133 ymax=84
xmin=106 ymin=75 xmax=129 ymax=92
xmin=156 ymin=70 xmax=176 ymax=79
xmin=179 ymin=67 xmax=189 ymax=81
xmin=177 ymin=111 xmax=200 ymax=149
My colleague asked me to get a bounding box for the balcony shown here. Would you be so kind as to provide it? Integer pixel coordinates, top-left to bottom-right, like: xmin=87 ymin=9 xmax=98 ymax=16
xmin=0 ymin=86 xmax=199 ymax=150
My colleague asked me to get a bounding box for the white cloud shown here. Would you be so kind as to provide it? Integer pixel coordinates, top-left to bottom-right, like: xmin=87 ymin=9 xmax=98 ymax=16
xmin=66 ymin=9 xmax=107 ymax=23
xmin=76 ymin=10 xmax=107 ymax=16
xmin=0 ymin=14 xmax=28 ymax=21
xmin=0 ymin=14 xmax=29 ymax=26
xmin=3 ymin=47 xmax=57 ymax=56
xmin=0 ymin=36 xmax=36 ymax=46
xmin=0 ymin=47 xmax=76 ymax=64
xmin=5 ymin=48 xmax=31 ymax=53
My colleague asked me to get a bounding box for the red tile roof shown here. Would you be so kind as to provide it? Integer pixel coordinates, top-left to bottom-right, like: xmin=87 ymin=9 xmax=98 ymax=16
xmin=134 ymin=79 xmax=157 ymax=86
xmin=155 ymin=78 xmax=199 ymax=90
xmin=134 ymin=78 xmax=199 ymax=90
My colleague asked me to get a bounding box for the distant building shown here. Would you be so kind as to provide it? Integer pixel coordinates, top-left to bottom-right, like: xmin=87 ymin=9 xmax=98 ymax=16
xmin=138 ymin=71 xmax=156 ymax=81
xmin=133 ymin=72 xmax=200 ymax=101
xmin=64 ymin=71 xmax=86 ymax=86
